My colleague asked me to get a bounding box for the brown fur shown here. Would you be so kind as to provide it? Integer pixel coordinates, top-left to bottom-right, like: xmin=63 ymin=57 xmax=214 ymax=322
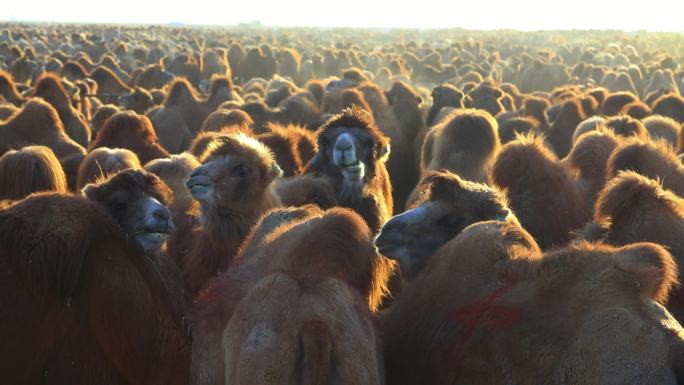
xmin=419 ymin=108 xmax=500 ymax=185
xmin=358 ymin=82 xmax=419 ymax=212
xmin=162 ymin=77 xmax=205 ymax=134
xmin=578 ymin=171 xmax=684 ymax=320
xmin=171 ymin=133 xmax=283 ymax=296
xmin=188 ymin=130 xmax=229 ymax=159
xmin=467 ymin=80 xmax=505 ymax=117
xmin=89 ymin=111 xmax=169 ymax=164
xmin=499 ymin=116 xmax=540 ymax=144
xmin=547 ymin=99 xmax=586 ymax=158
xmin=76 ymin=147 xmax=141 ymax=190
xmin=620 ymin=101 xmax=651 ymax=119
xmin=653 ymin=93 xmax=684 ymax=123
xmin=572 ymin=115 xmax=607 ymax=144
xmin=0 ymin=70 xmax=24 ymax=106
xmin=0 ymin=193 xmax=190 ymax=385
xmin=608 ymin=139 xmax=684 ymax=196
xmin=0 ymin=146 xmax=68 ymax=200
xmin=0 ymin=98 xmax=85 ymax=162
xmin=386 ymin=81 xmax=427 ymax=158
xmin=90 ymin=104 xmax=120 ymax=139
xmin=0 ymin=103 xmax=19 ymax=121
xmin=602 ymin=92 xmax=639 ymax=116
xmin=427 ymin=84 xmax=466 ymax=127
xmin=643 ymin=115 xmax=680 ymax=147
xmin=340 ymin=88 xmax=372 ymax=111
xmin=521 ymin=97 xmax=550 ymax=131
xmin=191 ymin=206 xmax=387 ymax=385
xmin=383 ymin=219 xmax=683 ymax=385
xmin=119 ymin=87 xmax=154 ymax=114
xmin=146 ymin=104 xmax=192 ymax=153
xmin=89 ymin=66 xmax=131 ymax=101
xmin=304 ymin=107 xmax=392 ymax=233
xmin=201 ymin=109 xmax=253 ymax=133
xmin=134 ymin=64 xmax=174 ymax=90
xmin=144 ymin=152 xmax=201 ymax=216
xmin=32 ymin=73 xmax=90 ymax=147
xmin=566 ymin=129 xmax=621 ymax=207
xmin=275 ymin=174 xmax=338 ymax=210
xmin=491 ymin=134 xmax=590 ymax=249
xmin=202 ymin=75 xmax=240 ymax=114
xmin=258 ymin=127 xmax=303 ymax=176
xmin=604 ymin=115 xmax=649 ymax=140
xmin=376 ymin=171 xmax=514 ymax=279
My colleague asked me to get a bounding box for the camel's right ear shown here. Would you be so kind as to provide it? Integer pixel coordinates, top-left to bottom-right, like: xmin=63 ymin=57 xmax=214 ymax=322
xmin=615 ymin=243 xmax=678 ymax=304
xmin=267 ymin=162 xmax=283 ymax=182
xmin=81 ymin=184 xmax=97 ymax=199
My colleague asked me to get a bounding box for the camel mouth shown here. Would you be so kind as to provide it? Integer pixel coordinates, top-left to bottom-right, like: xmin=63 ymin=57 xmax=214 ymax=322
xmin=133 ymin=227 xmax=172 ymax=250
xmin=339 ymin=161 xmax=363 ymax=177
xmin=186 ymin=177 xmax=213 ymax=198
xmin=136 ymin=231 xmax=169 ymax=241
xmin=373 ymin=231 xmax=405 ymax=256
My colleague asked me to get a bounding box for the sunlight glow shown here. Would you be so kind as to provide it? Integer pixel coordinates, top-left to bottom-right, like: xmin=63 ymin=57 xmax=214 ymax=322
xmin=1 ymin=0 xmax=683 ymax=31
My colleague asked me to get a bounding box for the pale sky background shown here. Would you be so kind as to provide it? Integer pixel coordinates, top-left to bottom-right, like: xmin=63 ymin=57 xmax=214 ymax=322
xmin=1 ymin=0 xmax=683 ymax=31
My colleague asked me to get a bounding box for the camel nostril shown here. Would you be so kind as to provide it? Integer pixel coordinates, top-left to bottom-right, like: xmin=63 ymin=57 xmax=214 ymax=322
xmin=153 ymin=207 xmax=170 ymax=221
xmin=336 ymin=142 xmax=352 ymax=151
xmin=190 ymin=168 xmax=206 ymax=178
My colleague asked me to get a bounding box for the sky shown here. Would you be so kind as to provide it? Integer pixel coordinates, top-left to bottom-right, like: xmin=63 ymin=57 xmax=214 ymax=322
xmin=1 ymin=0 xmax=683 ymax=31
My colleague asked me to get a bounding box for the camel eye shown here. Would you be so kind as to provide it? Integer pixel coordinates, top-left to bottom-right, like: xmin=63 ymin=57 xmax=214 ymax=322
xmin=232 ymin=164 xmax=251 ymax=178
xmin=109 ymin=201 xmax=127 ymax=211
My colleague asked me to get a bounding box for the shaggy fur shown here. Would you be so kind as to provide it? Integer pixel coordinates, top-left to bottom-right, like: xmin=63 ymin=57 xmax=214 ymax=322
xmin=382 ymin=220 xmax=683 ymax=385
xmin=547 ymin=99 xmax=586 ymax=158
xmin=0 ymin=193 xmax=190 ymax=384
xmin=0 ymin=98 xmax=85 ymax=169
xmin=419 ymin=108 xmax=500 ymax=184
xmin=643 ymin=115 xmax=680 ymax=147
xmin=31 ymin=73 xmax=90 ymax=147
xmin=608 ymin=139 xmax=684 ymax=197
xmin=0 ymin=70 xmax=24 ymax=106
xmin=566 ymin=129 xmax=621 ymax=207
xmin=304 ymin=106 xmax=392 ymax=233
xmin=491 ymin=134 xmax=590 ymax=249
xmin=191 ymin=207 xmax=388 ymax=385
xmin=144 ymin=152 xmax=201 ymax=216
xmin=604 ymin=115 xmax=648 ymax=139
xmin=427 ymin=84 xmax=466 ymax=127
xmin=275 ymin=174 xmax=339 ymax=210
xmin=577 ymin=171 xmax=684 ymax=321
xmin=171 ymin=133 xmax=282 ymax=296
xmin=201 ymin=109 xmax=253 ymax=133
xmin=376 ymin=171 xmax=514 ymax=279
xmin=89 ymin=111 xmax=169 ymax=164
xmin=386 ymin=81 xmax=427 ymax=158
xmin=652 ymin=94 xmax=684 ymax=123
xmin=0 ymin=146 xmax=68 ymax=201
xmin=76 ymin=147 xmax=141 ymax=190
xmin=358 ymin=82 xmax=418 ymax=213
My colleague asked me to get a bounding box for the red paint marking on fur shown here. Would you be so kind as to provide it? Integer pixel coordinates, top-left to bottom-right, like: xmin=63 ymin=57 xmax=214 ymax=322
xmin=445 ymin=283 xmax=524 ymax=366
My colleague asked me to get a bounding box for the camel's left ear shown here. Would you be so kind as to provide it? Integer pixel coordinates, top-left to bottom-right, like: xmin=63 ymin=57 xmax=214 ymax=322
xmin=267 ymin=162 xmax=283 ymax=182
xmin=81 ymin=183 xmax=98 ymax=199
xmin=377 ymin=142 xmax=390 ymax=162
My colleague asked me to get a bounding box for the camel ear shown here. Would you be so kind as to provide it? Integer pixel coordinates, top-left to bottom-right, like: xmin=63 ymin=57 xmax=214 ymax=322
xmin=377 ymin=142 xmax=390 ymax=162
xmin=81 ymin=184 xmax=98 ymax=199
xmin=418 ymin=171 xmax=465 ymax=201
xmin=615 ymin=243 xmax=678 ymax=304
xmin=268 ymin=162 xmax=283 ymax=182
